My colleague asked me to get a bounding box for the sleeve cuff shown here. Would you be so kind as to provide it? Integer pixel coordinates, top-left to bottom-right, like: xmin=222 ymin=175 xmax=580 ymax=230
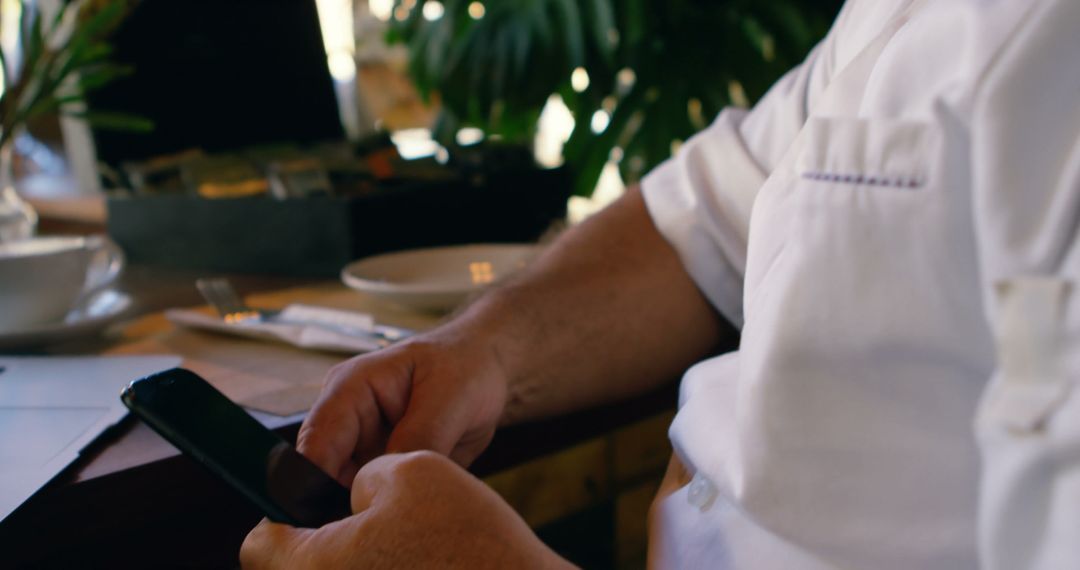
xmin=640 ymin=108 xmax=767 ymax=329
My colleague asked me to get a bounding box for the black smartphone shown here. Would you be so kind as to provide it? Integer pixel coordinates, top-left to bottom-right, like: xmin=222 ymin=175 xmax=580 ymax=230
xmin=120 ymin=368 xmax=351 ymax=528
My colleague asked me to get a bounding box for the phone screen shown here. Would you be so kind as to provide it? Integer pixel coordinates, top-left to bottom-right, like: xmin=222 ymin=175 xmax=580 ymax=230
xmin=121 ymin=368 xmax=350 ymax=528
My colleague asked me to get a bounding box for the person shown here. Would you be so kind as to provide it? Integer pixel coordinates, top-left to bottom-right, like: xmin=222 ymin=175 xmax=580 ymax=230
xmin=240 ymin=0 xmax=1080 ymax=567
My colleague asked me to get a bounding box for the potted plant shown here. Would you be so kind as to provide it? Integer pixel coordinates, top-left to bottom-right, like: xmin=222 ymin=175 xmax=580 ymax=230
xmin=0 ymin=0 xmax=149 ymax=241
xmin=387 ymin=0 xmax=840 ymax=197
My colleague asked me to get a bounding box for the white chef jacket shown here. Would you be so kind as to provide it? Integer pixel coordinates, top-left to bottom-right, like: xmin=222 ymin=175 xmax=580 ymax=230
xmin=640 ymin=0 xmax=1080 ymax=568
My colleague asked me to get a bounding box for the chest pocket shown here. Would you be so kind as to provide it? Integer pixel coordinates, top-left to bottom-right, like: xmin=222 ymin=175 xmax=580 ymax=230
xmin=744 ymin=113 xmax=973 ymax=354
xmin=796 ymin=116 xmax=936 ymax=190
xmin=786 ymin=115 xmax=944 ymax=260
xmin=743 ymin=116 xmax=945 ymax=322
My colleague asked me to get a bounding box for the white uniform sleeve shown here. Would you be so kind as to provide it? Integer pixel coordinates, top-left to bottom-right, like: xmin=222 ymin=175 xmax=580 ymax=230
xmin=971 ymin=1 xmax=1080 ymax=568
xmin=639 ymin=35 xmax=836 ymax=328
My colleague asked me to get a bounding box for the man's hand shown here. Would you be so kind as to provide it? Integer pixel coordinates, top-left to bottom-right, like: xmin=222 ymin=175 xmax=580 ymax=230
xmin=297 ymin=328 xmax=507 ymax=484
xmin=296 ymin=187 xmax=728 ymax=486
xmin=240 ymin=451 xmax=571 ymax=569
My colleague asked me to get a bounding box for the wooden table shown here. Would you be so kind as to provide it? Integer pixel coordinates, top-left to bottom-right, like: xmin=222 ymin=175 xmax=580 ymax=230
xmin=0 ymin=264 xmax=680 ymax=568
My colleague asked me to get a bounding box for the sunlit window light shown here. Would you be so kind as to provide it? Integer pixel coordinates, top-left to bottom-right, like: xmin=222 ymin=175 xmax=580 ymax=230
xmin=607 ymin=28 xmax=620 ymax=47
xmin=391 ymin=128 xmax=440 ymax=159
xmin=456 ymin=127 xmax=485 ymax=146
xmin=534 ymin=94 xmax=575 ymax=168
xmin=316 ymin=0 xmax=355 ymax=55
xmin=422 ymin=1 xmax=445 ymax=21
xmin=728 ymin=80 xmax=749 ymax=108
xmin=687 ymin=97 xmax=705 ymax=129
xmin=590 ymin=110 xmax=610 ymax=134
xmin=315 ymin=0 xmax=358 ymax=137
xmin=571 ymin=67 xmax=590 ymax=93
xmin=368 ymin=0 xmax=394 ymax=21
xmin=328 ymin=51 xmax=358 ymax=83
xmin=0 ymin=0 xmax=22 ymax=95
xmin=468 ymin=1 xmax=486 ymax=19
xmin=568 ymin=161 xmax=625 ymax=224
xmin=328 ymin=51 xmax=357 ymax=82
xmin=470 ymin=262 xmax=495 ymax=285
xmin=761 ymin=35 xmax=776 ymax=62
xmin=435 ymin=146 xmax=450 ymax=164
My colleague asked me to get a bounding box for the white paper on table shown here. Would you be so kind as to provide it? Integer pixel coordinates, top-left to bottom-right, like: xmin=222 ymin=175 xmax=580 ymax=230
xmin=0 ymin=355 xmax=182 ymax=523
xmin=166 ymin=304 xmax=383 ymax=354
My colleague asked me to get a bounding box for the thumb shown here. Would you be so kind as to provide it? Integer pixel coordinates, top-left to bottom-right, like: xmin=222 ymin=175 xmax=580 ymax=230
xmin=240 ymin=518 xmax=314 ymax=570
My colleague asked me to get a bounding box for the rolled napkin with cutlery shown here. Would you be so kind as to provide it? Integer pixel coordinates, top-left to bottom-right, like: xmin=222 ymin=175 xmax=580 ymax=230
xmin=166 ymin=304 xmax=413 ymax=354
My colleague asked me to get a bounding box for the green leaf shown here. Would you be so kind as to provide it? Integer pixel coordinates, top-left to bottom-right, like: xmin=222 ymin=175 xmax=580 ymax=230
xmin=52 ymin=41 xmax=115 ymax=87
xmin=0 ymin=35 xmax=8 ymax=86
xmin=21 ymin=92 xmax=81 ymax=121
xmin=71 ymin=1 xmax=127 ymax=43
xmin=530 ymin=0 xmax=555 ymax=48
xmin=72 ymin=42 xmax=114 ymax=66
xmin=621 ymin=0 xmax=646 ymax=47
xmin=76 ymin=63 xmax=133 ymax=92
xmin=489 ymin=23 xmax=514 ymax=103
xmin=49 ymin=0 xmax=72 ymax=33
xmin=65 ymin=110 xmax=154 ymax=132
xmin=586 ymin=0 xmax=616 ymax=61
xmin=59 ymin=1 xmax=127 ymax=65
xmin=18 ymin=2 xmax=34 ymax=55
xmin=20 ymin=5 xmax=45 ymax=81
xmin=552 ymin=0 xmax=585 ymax=67
xmin=511 ymin=19 xmax=533 ymax=81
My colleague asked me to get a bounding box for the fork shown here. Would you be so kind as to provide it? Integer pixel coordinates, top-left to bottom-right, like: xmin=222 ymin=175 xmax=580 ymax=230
xmin=195 ymin=278 xmax=412 ymax=346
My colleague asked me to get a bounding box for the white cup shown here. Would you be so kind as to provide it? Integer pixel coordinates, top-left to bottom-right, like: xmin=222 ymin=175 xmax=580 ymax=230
xmin=0 ymin=235 xmax=125 ymax=332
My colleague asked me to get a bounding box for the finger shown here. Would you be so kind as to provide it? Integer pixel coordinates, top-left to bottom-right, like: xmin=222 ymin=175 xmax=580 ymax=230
xmin=448 ymin=426 xmax=496 ymax=467
xmin=385 ymin=386 xmax=473 ymax=458
xmin=240 ymin=518 xmax=314 ymax=570
xmin=298 ymin=362 xmax=392 ymax=483
xmin=296 ymin=393 xmax=359 ymax=484
xmin=349 ymin=452 xmax=435 ymax=516
xmin=349 ymin=456 xmax=390 ymax=514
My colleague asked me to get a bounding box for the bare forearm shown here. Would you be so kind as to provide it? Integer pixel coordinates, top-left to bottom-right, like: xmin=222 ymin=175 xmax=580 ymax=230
xmin=445 ymin=186 xmax=735 ymax=424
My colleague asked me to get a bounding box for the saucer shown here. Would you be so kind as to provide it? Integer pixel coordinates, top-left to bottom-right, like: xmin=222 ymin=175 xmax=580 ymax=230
xmin=341 ymin=244 xmax=540 ymax=312
xmin=0 ymin=289 xmax=132 ymax=351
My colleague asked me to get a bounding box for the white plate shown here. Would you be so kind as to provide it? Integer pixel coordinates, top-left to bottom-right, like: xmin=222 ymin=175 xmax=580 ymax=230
xmin=341 ymin=244 xmax=540 ymax=312
xmin=0 ymin=289 xmax=132 ymax=351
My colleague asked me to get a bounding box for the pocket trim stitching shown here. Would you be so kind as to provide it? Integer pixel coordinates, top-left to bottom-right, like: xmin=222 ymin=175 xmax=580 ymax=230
xmin=801 ymin=170 xmax=925 ymax=189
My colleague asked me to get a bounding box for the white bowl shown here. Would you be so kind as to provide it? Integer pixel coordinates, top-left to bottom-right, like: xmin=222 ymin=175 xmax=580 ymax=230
xmin=341 ymin=244 xmax=540 ymax=312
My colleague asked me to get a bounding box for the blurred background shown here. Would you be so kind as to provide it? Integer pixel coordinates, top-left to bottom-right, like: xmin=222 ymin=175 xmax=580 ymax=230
xmin=4 ymin=0 xmax=842 ymax=224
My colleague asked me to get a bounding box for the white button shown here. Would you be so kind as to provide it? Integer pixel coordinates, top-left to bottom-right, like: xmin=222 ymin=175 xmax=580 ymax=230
xmin=687 ymin=472 xmax=718 ymax=511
